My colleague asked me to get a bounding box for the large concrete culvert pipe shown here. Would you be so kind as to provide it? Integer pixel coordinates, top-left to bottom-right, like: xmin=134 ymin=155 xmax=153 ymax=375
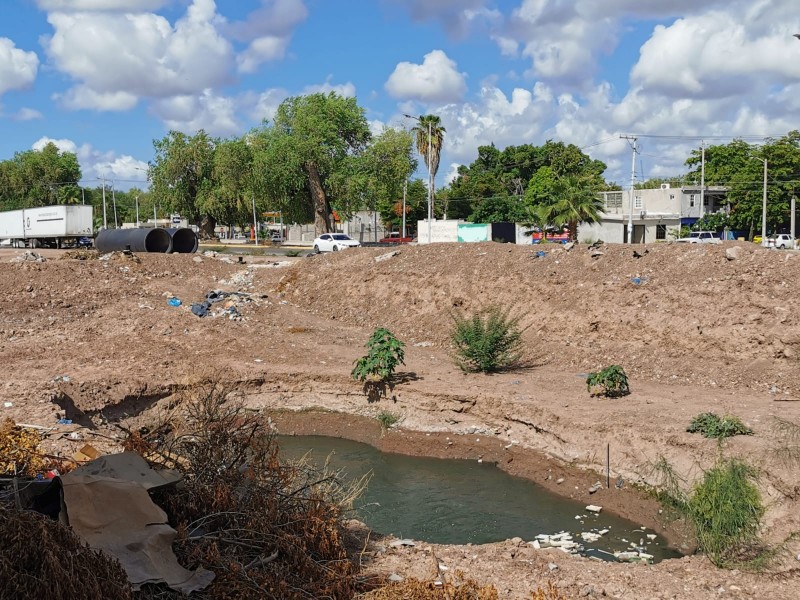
xmin=166 ymin=228 xmax=199 ymax=253
xmin=95 ymin=228 xmax=173 ymax=253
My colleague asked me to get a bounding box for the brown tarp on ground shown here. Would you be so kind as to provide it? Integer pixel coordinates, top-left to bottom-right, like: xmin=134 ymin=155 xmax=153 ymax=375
xmin=60 ymin=452 xmax=214 ymax=594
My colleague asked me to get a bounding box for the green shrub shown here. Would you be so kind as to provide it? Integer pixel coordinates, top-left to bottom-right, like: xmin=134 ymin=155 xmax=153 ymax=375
xmin=352 ymin=328 xmax=405 ymax=384
xmin=450 ymin=305 xmax=527 ymax=373
xmin=688 ymin=413 xmax=753 ymax=439
xmin=586 ymin=365 xmax=630 ymax=397
xmin=376 ymin=411 xmax=400 ymax=430
xmin=688 ymin=459 xmax=764 ymax=566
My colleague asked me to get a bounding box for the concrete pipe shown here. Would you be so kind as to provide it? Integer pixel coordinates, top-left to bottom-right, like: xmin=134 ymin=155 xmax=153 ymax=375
xmin=95 ymin=228 xmax=173 ymax=254
xmin=166 ymin=228 xmax=199 ymax=253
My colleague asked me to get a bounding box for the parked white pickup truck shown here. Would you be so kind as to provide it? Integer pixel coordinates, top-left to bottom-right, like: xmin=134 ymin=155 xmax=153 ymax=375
xmin=676 ymin=231 xmax=721 ymax=244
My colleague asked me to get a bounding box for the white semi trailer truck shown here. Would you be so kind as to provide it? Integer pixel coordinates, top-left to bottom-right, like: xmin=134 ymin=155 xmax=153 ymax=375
xmin=0 ymin=205 xmax=94 ymax=248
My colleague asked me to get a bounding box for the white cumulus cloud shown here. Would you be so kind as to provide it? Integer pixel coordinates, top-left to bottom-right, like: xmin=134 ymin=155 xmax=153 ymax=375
xmin=385 ymin=50 xmax=467 ymax=103
xmin=36 ymin=0 xmax=168 ymax=10
xmin=0 ymin=38 xmax=39 ymax=96
xmin=150 ymin=89 xmax=240 ymax=137
xmin=44 ymin=0 xmax=235 ymax=110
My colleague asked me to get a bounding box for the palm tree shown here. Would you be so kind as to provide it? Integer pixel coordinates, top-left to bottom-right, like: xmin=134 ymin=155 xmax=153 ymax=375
xmin=411 ymin=115 xmax=446 ymax=216
xmin=536 ymin=175 xmax=604 ymax=242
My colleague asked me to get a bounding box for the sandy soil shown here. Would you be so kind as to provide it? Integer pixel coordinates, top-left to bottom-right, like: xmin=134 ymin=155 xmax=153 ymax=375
xmin=1 ymin=242 xmax=800 ymax=599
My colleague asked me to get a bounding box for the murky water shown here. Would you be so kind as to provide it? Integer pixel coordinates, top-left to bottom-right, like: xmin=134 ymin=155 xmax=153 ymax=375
xmin=277 ymin=435 xmax=683 ymax=563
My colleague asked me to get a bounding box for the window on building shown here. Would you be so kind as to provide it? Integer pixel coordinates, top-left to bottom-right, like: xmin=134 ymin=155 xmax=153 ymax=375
xmin=703 ymin=196 xmax=709 ymax=206
xmin=656 ymin=224 xmax=667 ymax=240
xmin=690 ymin=194 xmax=695 ymax=207
xmin=604 ymin=191 xmax=623 ymax=209
xmin=634 ymin=196 xmax=643 ymax=209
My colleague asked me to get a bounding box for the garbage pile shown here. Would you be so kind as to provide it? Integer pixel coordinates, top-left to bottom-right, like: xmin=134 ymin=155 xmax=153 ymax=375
xmin=190 ymin=289 xmax=263 ymax=319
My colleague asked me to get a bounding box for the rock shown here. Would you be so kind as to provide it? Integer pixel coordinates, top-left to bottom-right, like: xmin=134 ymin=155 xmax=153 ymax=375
xmin=375 ymin=250 xmax=400 ymax=262
xmin=563 ymin=242 xmax=575 ymax=251
xmin=389 ymin=539 xmax=416 ymax=548
xmin=192 ymin=256 xmax=203 ymax=263
xmin=726 ymin=246 xmax=743 ymax=261
xmin=588 ymin=481 xmax=602 ymax=494
xmin=581 ymin=584 xmax=596 ymax=597
xmin=388 ymin=574 xmax=403 ymax=583
xmin=556 ymin=477 xmax=565 ymax=484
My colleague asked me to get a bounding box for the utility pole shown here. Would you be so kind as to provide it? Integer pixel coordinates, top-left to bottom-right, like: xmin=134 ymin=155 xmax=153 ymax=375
xmin=252 ymin=195 xmax=259 ymax=245
xmin=101 ymin=175 xmax=107 ymax=229
xmin=111 ymin=183 xmax=117 ymax=229
xmin=699 ymin=142 xmax=706 ymax=219
xmin=402 ymin=178 xmax=407 ymax=239
xmin=620 ymin=135 xmax=637 ymax=244
xmin=762 ymin=159 xmax=768 ymax=246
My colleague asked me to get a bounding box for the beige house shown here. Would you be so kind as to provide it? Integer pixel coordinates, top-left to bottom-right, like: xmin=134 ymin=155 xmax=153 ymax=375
xmin=578 ymin=184 xmax=727 ymax=244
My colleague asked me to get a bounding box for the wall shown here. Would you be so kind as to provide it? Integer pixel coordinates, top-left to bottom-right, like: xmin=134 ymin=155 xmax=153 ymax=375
xmin=416 ymin=219 xmax=461 ymax=243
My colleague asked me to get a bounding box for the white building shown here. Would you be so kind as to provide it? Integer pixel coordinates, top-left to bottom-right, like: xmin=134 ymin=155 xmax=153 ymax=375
xmin=578 ymin=184 xmax=727 ymax=244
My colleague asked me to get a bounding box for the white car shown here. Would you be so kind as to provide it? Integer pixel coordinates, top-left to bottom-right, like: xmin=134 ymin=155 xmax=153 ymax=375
xmin=675 ymin=231 xmax=721 ymax=244
xmin=770 ymin=234 xmax=794 ymax=249
xmin=313 ymin=233 xmax=361 ymax=253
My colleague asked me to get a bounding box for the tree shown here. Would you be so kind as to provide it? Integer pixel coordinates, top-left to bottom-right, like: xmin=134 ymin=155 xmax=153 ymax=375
xmin=253 ymin=93 xmax=371 ymax=234
xmin=149 ymin=130 xmax=217 ymax=237
xmin=353 ymin=128 xmax=417 ymax=231
xmin=0 ymin=142 xmax=81 ymax=209
xmin=531 ymin=175 xmax=604 ymax=241
xmin=410 ymin=114 xmax=446 ymax=216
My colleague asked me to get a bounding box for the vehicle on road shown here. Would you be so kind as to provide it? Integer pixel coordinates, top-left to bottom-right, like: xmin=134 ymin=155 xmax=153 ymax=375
xmin=770 ymin=234 xmax=794 ymax=249
xmin=313 ymin=233 xmax=361 ymax=253
xmin=675 ymin=231 xmax=721 ymax=244
xmin=378 ymin=232 xmax=414 ymax=244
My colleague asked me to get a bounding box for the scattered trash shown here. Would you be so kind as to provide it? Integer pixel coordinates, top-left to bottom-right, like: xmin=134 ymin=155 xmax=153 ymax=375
xmin=52 ymin=375 xmax=71 ymax=383
xmin=389 ymin=539 xmax=416 ymax=548
xmin=375 ymin=250 xmax=401 ymax=262
xmin=534 ymin=250 xmax=546 ymax=258
xmin=563 ymin=242 xmax=575 ymax=251
xmin=190 ymin=290 xmax=262 ymax=320
xmin=72 ymin=443 xmax=102 ymax=463
xmin=588 ymin=481 xmax=602 ymax=494
xmin=57 ymin=418 xmax=73 ymax=425
xmin=60 ymin=452 xmax=215 ymax=593
xmin=630 ymin=275 xmax=649 ymax=286
xmin=3 ymin=402 xmax=12 ymax=408
xmin=167 ymin=297 xmax=182 ymax=307
xmin=585 ymin=504 xmax=602 ymax=513
xmin=12 ymin=251 xmax=46 ymax=263
xmin=590 ymin=249 xmax=604 ymax=258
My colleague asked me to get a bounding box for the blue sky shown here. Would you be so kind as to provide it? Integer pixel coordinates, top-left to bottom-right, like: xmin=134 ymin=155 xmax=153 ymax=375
xmin=1 ymin=0 xmax=799 ymax=192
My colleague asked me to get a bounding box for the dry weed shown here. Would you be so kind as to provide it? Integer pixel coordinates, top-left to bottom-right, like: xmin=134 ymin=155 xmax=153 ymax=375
xmin=0 ymin=419 xmax=44 ymax=476
xmin=126 ymin=372 xmax=367 ymax=599
xmin=0 ymin=506 xmax=131 ymax=600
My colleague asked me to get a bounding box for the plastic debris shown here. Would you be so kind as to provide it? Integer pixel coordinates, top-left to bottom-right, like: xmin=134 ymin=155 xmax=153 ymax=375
xmin=167 ymin=297 xmax=182 ymax=307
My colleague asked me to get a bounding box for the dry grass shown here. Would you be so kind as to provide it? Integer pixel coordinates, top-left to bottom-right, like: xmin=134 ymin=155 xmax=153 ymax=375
xmin=126 ymin=373 xmax=368 ymax=599
xmin=0 ymin=418 xmax=44 ymax=477
xmin=0 ymin=506 xmax=132 ymax=600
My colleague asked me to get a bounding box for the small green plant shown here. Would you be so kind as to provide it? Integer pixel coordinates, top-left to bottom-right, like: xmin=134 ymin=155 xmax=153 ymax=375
xmin=687 ymin=413 xmax=753 ymax=439
xmin=688 ymin=459 xmax=764 ymax=566
xmin=376 ymin=411 xmax=400 ymax=430
xmin=586 ymin=365 xmax=630 ymax=397
xmin=352 ymin=328 xmax=405 ymax=384
xmin=450 ymin=305 xmax=527 ymax=373
xmin=284 ymin=249 xmax=303 ymax=257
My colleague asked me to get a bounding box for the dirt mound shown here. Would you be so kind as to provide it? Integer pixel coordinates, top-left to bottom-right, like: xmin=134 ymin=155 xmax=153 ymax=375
xmin=286 ymin=242 xmax=800 ymax=396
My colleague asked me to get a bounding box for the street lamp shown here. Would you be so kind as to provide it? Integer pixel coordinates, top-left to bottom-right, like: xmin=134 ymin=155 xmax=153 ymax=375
xmin=403 ymin=114 xmax=433 ymax=244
